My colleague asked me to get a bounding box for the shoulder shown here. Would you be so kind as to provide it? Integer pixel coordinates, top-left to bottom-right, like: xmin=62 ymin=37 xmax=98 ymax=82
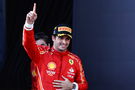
xmin=67 ymin=52 xmax=84 ymax=70
xmin=67 ymin=52 xmax=81 ymax=62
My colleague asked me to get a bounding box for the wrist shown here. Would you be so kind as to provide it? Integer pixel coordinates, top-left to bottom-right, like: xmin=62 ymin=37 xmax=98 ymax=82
xmin=72 ymin=82 xmax=78 ymax=90
xmin=72 ymin=83 xmax=76 ymax=89
xmin=24 ymin=22 xmax=34 ymax=30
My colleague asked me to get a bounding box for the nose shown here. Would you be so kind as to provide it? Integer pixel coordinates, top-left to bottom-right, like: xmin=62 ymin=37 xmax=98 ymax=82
xmin=62 ymin=39 xmax=66 ymax=44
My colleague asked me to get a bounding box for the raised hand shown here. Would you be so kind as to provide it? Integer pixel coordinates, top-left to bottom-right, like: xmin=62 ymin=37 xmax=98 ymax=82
xmin=25 ymin=3 xmax=37 ymax=24
xmin=52 ymin=76 xmax=73 ymax=90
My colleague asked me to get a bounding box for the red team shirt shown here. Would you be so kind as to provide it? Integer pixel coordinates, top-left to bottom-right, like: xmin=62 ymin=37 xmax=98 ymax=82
xmin=23 ymin=29 xmax=88 ymax=90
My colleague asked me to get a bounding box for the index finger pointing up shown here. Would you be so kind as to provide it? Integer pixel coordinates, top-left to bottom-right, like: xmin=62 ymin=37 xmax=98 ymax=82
xmin=33 ymin=3 xmax=36 ymax=13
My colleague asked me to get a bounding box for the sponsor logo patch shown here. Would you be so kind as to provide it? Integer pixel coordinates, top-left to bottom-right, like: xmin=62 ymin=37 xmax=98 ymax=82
xmin=32 ymin=70 xmax=37 ymax=77
xmin=46 ymin=70 xmax=56 ymax=76
xmin=67 ymin=67 xmax=75 ymax=78
xmin=47 ymin=62 xmax=56 ymax=70
xmin=69 ymin=59 xmax=74 ymax=65
xmin=58 ymin=27 xmax=72 ymax=33
xmin=69 ymin=67 xmax=74 ymax=72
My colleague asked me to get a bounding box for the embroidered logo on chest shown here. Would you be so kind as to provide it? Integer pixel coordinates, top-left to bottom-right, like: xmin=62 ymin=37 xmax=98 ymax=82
xmin=67 ymin=67 xmax=75 ymax=78
xmin=46 ymin=62 xmax=56 ymax=76
xmin=69 ymin=67 xmax=74 ymax=72
xmin=69 ymin=59 xmax=74 ymax=65
xmin=46 ymin=70 xmax=56 ymax=76
xmin=47 ymin=62 xmax=56 ymax=70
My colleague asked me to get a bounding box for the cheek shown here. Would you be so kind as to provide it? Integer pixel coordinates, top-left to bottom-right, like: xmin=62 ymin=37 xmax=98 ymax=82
xmin=67 ymin=40 xmax=70 ymax=44
xmin=55 ymin=40 xmax=61 ymax=46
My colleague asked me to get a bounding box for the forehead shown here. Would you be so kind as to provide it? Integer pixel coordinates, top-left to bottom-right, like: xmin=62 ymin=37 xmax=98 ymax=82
xmin=36 ymin=39 xmax=46 ymax=43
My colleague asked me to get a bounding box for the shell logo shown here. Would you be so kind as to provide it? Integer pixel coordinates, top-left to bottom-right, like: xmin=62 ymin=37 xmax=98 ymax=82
xmin=47 ymin=62 xmax=56 ymax=70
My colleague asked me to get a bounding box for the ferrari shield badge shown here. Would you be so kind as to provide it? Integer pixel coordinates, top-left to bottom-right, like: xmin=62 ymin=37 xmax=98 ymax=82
xmin=69 ymin=59 xmax=74 ymax=65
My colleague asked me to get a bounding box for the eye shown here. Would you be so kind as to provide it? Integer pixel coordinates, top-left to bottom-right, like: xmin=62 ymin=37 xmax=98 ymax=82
xmin=66 ymin=37 xmax=70 ymax=41
xmin=59 ymin=36 xmax=64 ymax=39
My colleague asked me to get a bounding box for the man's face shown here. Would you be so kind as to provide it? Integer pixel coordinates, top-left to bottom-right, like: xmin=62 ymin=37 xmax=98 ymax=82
xmin=52 ymin=35 xmax=71 ymax=52
xmin=36 ymin=39 xmax=47 ymax=46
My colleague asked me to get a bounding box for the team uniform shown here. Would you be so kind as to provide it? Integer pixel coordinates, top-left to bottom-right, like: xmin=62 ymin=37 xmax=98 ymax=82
xmin=23 ymin=27 xmax=88 ymax=90
xmin=31 ymin=45 xmax=50 ymax=90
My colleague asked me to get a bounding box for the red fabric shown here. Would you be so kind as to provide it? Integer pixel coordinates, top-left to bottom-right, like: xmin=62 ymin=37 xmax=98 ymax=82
xmin=31 ymin=45 xmax=50 ymax=90
xmin=22 ymin=29 xmax=88 ymax=90
xmin=31 ymin=62 xmax=40 ymax=90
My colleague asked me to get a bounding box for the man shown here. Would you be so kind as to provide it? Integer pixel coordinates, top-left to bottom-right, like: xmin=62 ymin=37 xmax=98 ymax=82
xmin=31 ymin=32 xmax=50 ymax=90
xmin=23 ymin=3 xmax=88 ymax=90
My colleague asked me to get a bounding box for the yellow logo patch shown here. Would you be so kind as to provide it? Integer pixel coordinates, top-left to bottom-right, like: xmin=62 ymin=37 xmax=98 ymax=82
xmin=32 ymin=70 xmax=37 ymax=77
xmin=47 ymin=62 xmax=56 ymax=70
xmin=69 ymin=59 xmax=74 ymax=65
xmin=58 ymin=26 xmax=72 ymax=33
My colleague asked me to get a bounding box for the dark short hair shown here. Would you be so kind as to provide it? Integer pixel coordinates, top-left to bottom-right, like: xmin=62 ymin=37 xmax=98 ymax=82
xmin=35 ymin=32 xmax=50 ymax=45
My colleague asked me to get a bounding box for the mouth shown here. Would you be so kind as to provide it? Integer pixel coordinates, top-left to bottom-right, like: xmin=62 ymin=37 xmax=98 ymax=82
xmin=61 ymin=45 xmax=67 ymax=48
xmin=59 ymin=44 xmax=67 ymax=48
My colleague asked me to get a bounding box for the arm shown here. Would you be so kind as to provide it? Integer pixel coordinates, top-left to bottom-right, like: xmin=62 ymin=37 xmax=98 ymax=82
xmin=75 ymin=59 xmax=88 ymax=90
xmin=22 ymin=3 xmax=40 ymax=64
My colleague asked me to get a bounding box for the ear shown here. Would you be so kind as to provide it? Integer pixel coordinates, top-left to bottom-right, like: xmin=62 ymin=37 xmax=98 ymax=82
xmin=52 ymin=35 xmax=55 ymax=41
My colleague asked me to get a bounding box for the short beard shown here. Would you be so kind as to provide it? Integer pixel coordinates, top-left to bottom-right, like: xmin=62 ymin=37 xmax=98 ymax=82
xmin=58 ymin=48 xmax=67 ymax=52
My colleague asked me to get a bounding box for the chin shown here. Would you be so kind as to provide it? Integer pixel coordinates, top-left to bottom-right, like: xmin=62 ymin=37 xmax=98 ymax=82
xmin=59 ymin=48 xmax=66 ymax=51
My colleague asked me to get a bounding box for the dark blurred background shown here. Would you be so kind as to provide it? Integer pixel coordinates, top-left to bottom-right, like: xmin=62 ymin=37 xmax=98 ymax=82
xmin=1 ymin=0 xmax=135 ymax=90
xmin=73 ymin=0 xmax=135 ymax=90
